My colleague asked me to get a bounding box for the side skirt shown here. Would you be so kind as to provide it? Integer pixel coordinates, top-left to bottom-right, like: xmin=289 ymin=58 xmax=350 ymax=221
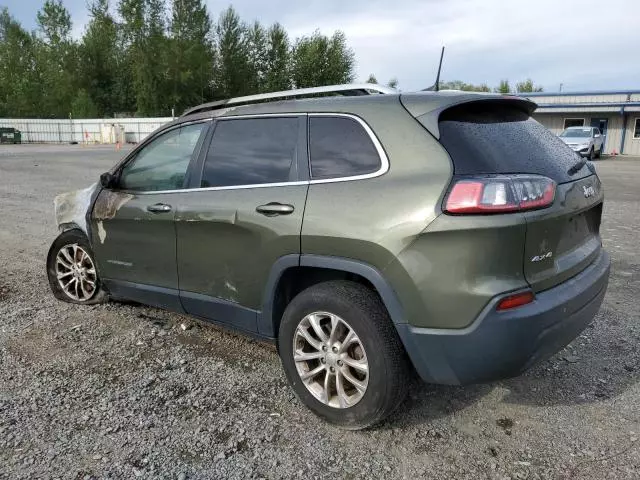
xmin=102 ymin=279 xmax=275 ymax=341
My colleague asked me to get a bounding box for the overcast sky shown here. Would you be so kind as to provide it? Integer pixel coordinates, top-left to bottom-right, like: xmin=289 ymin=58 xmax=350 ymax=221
xmin=5 ymin=0 xmax=639 ymax=92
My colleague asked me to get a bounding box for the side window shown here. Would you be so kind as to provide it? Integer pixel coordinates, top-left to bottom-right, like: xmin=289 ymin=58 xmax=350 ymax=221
xmin=119 ymin=122 xmax=207 ymax=192
xmin=201 ymin=117 xmax=299 ymax=188
xmin=309 ymin=116 xmax=382 ymax=179
xmin=593 ymin=128 xmax=600 ymax=136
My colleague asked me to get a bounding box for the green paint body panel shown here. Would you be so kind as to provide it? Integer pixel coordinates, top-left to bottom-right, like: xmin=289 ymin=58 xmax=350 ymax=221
xmin=391 ymin=214 xmax=529 ymax=329
xmin=175 ymin=185 xmax=308 ymax=309
xmin=522 ymin=175 xmax=603 ymax=292
xmin=90 ymin=190 xmax=179 ymax=289
xmin=80 ymin=90 xmax=607 ymax=338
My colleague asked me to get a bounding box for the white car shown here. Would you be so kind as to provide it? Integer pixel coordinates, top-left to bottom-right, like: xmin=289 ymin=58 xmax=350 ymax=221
xmin=559 ymin=126 xmax=604 ymax=159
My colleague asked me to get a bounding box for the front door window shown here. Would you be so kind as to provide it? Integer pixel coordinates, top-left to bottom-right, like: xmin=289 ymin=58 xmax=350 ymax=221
xmin=120 ymin=122 xmax=207 ymax=192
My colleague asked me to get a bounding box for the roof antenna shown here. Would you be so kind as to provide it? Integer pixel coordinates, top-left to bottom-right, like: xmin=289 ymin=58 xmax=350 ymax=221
xmin=422 ymin=46 xmax=445 ymax=92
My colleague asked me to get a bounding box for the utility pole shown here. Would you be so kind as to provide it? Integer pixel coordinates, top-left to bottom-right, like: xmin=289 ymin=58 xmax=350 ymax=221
xmin=559 ymin=83 xmax=563 ymax=92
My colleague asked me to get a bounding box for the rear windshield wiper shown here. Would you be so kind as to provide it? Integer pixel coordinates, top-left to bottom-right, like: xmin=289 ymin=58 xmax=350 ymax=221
xmin=567 ymin=158 xmax=587 ymax=176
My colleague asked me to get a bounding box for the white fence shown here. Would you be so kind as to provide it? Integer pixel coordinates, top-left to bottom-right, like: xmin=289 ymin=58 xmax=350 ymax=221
xmin=0 ymin=117 xmax=174 ymax=144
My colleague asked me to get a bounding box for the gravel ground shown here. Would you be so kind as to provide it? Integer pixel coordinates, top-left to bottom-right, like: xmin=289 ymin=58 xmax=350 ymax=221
xmin=1 ymin=145 xmax=639 ymax=479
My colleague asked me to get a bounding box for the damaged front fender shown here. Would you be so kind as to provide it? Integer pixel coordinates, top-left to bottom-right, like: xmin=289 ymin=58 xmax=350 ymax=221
xmin=53 ymin=184 xmax=99 ymax=236
xmin=53 ymin=185 xmax=135 ymax=245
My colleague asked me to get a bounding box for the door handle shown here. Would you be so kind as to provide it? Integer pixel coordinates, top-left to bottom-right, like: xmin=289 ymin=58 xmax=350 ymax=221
xmin=256 ymin=203 xmax=294 ymax=216
xmin=147 ymin=203 xmax=172 ymax=213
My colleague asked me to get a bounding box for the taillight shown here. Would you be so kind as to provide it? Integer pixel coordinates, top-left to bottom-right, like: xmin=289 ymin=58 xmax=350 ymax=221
xmin=444 ymin=175 xmax=556 ymax=214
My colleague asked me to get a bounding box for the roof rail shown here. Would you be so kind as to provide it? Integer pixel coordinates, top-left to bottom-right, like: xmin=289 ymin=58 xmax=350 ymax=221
xmin=182 ymin=83 xmax=396 ymax=117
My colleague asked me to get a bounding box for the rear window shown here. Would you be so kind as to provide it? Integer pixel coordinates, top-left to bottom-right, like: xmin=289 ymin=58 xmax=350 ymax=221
xmin=309 ymin=116 xmax=381 ymax=179
xmin=438 ymin=102 xmax=590 ymax=183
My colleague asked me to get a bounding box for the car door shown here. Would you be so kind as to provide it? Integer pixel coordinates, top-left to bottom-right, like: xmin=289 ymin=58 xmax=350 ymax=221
xmin=90 ymin=120 xmax=210 ymax=310
xmin=175 ymin=115 xmax=308 ymax=334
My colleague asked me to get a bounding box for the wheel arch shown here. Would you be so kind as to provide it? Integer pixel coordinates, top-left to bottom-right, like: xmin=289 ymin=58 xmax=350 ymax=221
xmin=58 ymin=221 xmax=84 ymax=233
xmin=259 ymin=254 xmax=406 ymax=339
xmin=47 ymin=226 xmax=86 ymax=265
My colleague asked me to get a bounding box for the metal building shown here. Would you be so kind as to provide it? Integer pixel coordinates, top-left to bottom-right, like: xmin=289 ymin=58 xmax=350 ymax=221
xmin=518 ymin=90 xmax=640 ymax=155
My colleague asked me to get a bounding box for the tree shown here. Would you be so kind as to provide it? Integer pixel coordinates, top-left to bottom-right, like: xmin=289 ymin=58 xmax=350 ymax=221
xmin=263 ymin=23 xmax=290 ymax=92
xmin=1 ymin=3 xmax=364 ymax=117
xmin=71 ymin=89 xmax=98 ymax=118
xmin=495 ymin=79 xmax=511 ymax=94
xmin=245 ymin=21 xmax=267 ymax=93
xmin=119 ymin=0 xmax=169 ymax=115
xmin=326 ymin=31 xmax=355 ymax=85
xmin=118 ymin=0 xmax=146 ymax=113
xmin=214 ymin=6 xmax=251 ymax=98
xmin=79 ymin=0 xmax=120 ymax=116
xmin=366 ymin=73 xmax=378 ymax=84
xmin=168 ymin=0 xmax=214 ymax=113
xmin=439 ymin=80 xmax=490 ymax=92
xmin=0 ymin=8 xmax=42 ymax=117
xmin=291 ymin=30 xmax=355 ymax=88
xmin=387 ymin=78 xmax=398 ymax=89
xmin=36 ymin=0 xmax=77 ymax=117
xmin=36 ymin=0 xmax=71 ymax=45
xmin=141 ymin=0 xmax=169 ymax=115
xmin=516 ymin=78 xmax=543 ymax=93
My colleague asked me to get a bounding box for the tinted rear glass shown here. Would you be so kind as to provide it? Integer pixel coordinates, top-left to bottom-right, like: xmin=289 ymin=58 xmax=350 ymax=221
xmin=202 ymin=117 xmax=298 ymax=188
xmin=438 ymin=102 xmax=590 ymax=183
xmin=309 ymin=116 xmax=381 ymax=179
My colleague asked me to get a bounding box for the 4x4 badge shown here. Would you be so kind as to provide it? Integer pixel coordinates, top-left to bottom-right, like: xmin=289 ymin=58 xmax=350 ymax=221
xmin=583 ymin=185 xmax=595 ymax=198
xmin=531 ymin=251 xmax=553 ymax=263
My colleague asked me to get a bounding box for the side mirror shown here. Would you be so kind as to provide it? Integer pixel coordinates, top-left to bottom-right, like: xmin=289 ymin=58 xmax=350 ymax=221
xmin=100 ymin=172 xmax=117 ymax=189
xmin=594 ymin=134 xmax=601 ymax=138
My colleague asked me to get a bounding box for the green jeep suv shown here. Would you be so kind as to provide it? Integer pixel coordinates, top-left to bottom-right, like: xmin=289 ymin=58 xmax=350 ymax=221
xmin=47 ymin=84 xmax=610 ymax=429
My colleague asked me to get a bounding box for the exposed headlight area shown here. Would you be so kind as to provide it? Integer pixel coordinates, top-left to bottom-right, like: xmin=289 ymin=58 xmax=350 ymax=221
xmin=568 ymin=143 xmax=590 ymax=152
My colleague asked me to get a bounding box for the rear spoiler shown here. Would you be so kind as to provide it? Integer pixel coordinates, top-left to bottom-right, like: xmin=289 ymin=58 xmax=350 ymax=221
xmin=400 ymin=93 xmax=537 ymax=139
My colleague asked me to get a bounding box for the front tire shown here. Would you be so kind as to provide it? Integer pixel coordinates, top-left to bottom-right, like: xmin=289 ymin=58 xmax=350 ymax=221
xmin=278 ymin=280 xmax=410 ymax=429
xmin=46 ymin=229 xmax=108 ymax=305
xmin=588 ymin=147 xmax=595 ymax=161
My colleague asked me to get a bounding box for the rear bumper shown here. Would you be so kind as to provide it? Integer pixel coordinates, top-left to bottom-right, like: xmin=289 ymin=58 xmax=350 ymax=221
xmin=396 ymin=249 xmax=610 ymax=385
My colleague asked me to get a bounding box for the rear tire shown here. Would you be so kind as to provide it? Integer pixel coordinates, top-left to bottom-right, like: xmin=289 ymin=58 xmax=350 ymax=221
xmin=46 ymin=229 xmax=108 ymax=305
xmin=278 ymin=280 xmax=410 ymax=429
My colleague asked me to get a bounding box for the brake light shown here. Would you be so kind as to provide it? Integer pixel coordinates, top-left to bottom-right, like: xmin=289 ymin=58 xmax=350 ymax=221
xmin=496 ymin=291 xmax=535 ymax=311
xmin=445 ymin=175 xmax=556 ymax=214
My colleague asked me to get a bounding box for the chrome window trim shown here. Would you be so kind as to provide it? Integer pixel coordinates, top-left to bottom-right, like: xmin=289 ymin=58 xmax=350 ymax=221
xmin=217 ymin=112 xmax=302 ymax=119
xmin=307 ymin=113 xmax=389 ymax=184
xmin=128 ymin=180 xmax=309 ymax=195
xmin=121 ymin=113 xmax=389 ymax=195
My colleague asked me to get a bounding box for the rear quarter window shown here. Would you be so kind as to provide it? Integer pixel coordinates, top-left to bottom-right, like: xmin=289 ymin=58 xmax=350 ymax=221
xmin=309 ymin=116 xmax=382 ymax=179
xmin=438 ymin=101 xmax=590 ymax=183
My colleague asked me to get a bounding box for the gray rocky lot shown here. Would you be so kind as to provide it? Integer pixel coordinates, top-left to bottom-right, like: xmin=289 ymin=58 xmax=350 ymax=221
xmin=1 ymin=145 xmax=638 ymax=479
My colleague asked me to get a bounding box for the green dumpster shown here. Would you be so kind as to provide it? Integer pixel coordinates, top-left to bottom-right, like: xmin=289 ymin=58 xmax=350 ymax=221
xmin=0 ymin=127 xmax=22 ymax=144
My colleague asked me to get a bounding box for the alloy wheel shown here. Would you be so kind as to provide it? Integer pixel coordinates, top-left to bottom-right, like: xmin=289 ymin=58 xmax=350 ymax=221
xmin=293 ymin=312 xmax=369 ymax=409
xmin=55 ymin=243 xmax=97 ymax=302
